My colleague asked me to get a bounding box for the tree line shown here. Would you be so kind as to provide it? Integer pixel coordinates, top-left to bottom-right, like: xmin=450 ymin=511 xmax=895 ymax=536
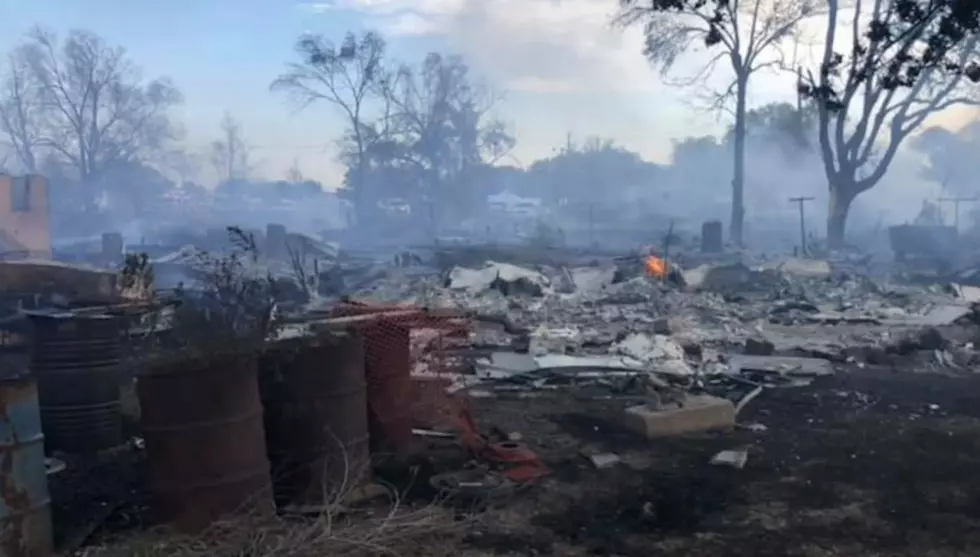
xmin=2 ymin=0 xmax=980 ymax=246
xmin=0 ymin=27 xmax=514 ymax=233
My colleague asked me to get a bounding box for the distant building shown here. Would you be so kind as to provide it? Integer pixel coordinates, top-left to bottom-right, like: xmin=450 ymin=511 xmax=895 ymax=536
xmin=487 ymin=191 xmax=543 ymax=217
xmin=0 ymin=174 xmax=51 ymax=259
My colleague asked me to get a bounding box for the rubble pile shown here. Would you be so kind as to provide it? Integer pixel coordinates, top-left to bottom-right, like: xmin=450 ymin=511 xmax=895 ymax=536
xmin=20 ymin=233 xmax=980 ymax=556
xmin=326 ymin=252 xmax=980 ymax=384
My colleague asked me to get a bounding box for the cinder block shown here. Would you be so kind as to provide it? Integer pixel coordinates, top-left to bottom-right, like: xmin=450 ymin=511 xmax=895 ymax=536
xmin=623 ymin=394 xmax=735 ymax=438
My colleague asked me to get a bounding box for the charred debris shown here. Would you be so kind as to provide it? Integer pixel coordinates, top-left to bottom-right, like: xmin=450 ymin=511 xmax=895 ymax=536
xmin=2 ymin=221 xmax=980 ymax=555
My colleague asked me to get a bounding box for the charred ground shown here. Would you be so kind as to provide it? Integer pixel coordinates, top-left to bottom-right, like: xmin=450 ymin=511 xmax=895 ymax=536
xmin=460 ymin=367 xmax=980 ymax=556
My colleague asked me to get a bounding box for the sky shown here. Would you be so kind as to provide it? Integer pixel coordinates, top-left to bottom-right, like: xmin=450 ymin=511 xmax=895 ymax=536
xmin=1 ymin=0 xmax=974 ymax=188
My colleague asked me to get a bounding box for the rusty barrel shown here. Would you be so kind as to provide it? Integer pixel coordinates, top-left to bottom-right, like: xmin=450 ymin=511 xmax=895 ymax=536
xmin=29 ymin=313 xmax=122 ymax=454
xmin=138 ymin=353 xmax=273 ymax=532
xmin=260 ymin=333 xmax=370 ymax=507
xmin=701 ymin=220 xmax=723 ymax=253
xmin=0 ymin=375 xmax=53 ymax=557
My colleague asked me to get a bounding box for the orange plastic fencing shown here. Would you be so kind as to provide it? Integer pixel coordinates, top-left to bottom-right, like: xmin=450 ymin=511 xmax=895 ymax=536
xmin=329 ymin=301 xmax=472 ymax=453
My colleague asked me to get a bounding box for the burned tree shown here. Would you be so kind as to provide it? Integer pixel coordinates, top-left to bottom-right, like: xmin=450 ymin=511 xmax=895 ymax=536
xmin=271 ymin=31 xmax=387 ymax=223
xmin=799 ymin=0 xmax=980 ymax=247
xmin=9 ymin=27 xmax=182 ymax=184
xmin=211 ymin=112 xmax=252 ymax=183
xmin=382 ymin=53 xmax=515 ymax=228
xmin=617 ymin=0 xmax=816 ymax=245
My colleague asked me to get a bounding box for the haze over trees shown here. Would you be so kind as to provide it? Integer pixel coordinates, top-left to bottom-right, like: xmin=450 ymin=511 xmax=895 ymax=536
xmin=912 ymin=122 xmax=980 ymax=195
xmin=0 ymin=27 xmax=183 ymax=224
xmin=0 ymin=27 xmax=182 ymax=182
xmin=0 ymin=11 xmax=978 ymax=243
xmin=272 ymin=32 xmax=515 ymax=230
xmin=271 ymin=32 xmax=387 ymax=224
xmin=211 ymin=112 xmax=253 ymax=183
xmin=617 ymin=0 xmax=816 ymax=246
xmin=799 ymin=0 xmax=980 ymax=246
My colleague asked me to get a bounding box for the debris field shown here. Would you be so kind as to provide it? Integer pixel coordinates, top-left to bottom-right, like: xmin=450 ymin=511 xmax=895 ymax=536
xmin=7 ymin=238 xmax=980 ymax=557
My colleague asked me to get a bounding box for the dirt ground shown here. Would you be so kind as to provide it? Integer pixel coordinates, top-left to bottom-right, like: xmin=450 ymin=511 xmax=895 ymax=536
xmin=453 ymin=367 xmax=980 ymax=557
xmin=58 ymin=365 xmax=980 ymax=557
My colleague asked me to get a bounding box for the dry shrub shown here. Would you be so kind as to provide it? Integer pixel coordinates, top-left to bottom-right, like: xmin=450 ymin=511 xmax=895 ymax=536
xmin=84 ymin=491 xmax=467 ymax=557
xmin=169 ymin=226 xmax=280 ymax=357
xmin=86 ymin=452 xmax=472 ymax=557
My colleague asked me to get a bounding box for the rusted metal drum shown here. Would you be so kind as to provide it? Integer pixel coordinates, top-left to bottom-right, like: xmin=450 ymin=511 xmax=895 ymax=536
xmin=260 ymin=333 xmax=369 ymax=507
xmin=361 ymin=321 xmax=412 ymax=456
xmin=138 ymin=353 xmax=273 ymax=532
xmin=701 ymin=220 xmax=723 ymax=253
xmin=29 ymin=313 xmax=122 ymax=454
xmin=0 ymin=375 xmax=53 ymax=557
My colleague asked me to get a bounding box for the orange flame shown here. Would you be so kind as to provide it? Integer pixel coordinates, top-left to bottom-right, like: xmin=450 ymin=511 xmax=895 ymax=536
xmin=645 ymin=256 xmax=667 ymax=279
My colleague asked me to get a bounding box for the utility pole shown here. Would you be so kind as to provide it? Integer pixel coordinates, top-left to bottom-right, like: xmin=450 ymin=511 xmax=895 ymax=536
xmin=937 ymin=196 xmax=977 ymax=231
xmin=587 ymin=202 xmax=594 ymax=247
xmin=789 ymin=196 xmax=815 ymax=255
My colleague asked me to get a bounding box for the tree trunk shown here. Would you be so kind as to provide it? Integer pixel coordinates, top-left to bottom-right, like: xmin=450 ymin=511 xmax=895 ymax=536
xmin=827 ymin=181 xmax=856 ymax=248
xmin=729 ymin=75 xmax=748 ymax=246
xmin=352 ymin=148 xmax=368 ymax=228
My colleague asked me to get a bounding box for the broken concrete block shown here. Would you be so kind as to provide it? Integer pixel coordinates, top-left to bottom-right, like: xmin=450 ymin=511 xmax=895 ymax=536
xmin=652 ymin=317 xmax=671 ymax=335
xmin=711 ymin=449 xmax=748 ymax=469
xmin=743 ymin=338 xmax=775 ymax=356
xmin=623 ymin=395 xmax=736 ymax=439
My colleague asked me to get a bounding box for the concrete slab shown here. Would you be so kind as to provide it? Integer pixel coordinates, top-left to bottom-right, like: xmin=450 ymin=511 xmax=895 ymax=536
xmin=623 ymin=394 xmax=735 ymax=439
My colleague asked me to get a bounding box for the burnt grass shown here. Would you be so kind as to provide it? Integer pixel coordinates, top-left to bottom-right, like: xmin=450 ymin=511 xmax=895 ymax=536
xmin=466 ymin=367 xmax=980 ymax=556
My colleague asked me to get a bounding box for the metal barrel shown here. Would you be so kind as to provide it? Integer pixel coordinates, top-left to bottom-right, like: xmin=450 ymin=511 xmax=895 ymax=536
xmin=701 ymin=220 xmax=723 ymax=253
xmin=138 ymin=353 xmax=273 ymax=533
xmin=0 ymin=375 xmax=53 ymax=557
xmin=260 ymin=333 xmax=370 ymax=507
xmin=29 ymin=314 xmax=122 ymax=454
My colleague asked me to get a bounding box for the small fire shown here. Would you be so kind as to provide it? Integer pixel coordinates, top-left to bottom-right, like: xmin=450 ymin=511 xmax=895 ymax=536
xmin=645 ymin=255 xmax=667 ymax=279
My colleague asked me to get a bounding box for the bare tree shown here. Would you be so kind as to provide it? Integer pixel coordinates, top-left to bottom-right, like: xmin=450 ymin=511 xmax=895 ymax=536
xmin=617 ymin=0 xmax=816 ymax=245
xmin=271 ymin=31 xmax=386 ymax=220
xmin=156 ymin=148 xmax=202 ymax=186
xmin=383 ymin=53 xmax=514 ymax=225
xmin=12 ymin=27 xmax=182 ymax=185
xmin=211 ymin=112 xmax=252 ymax=183
xmin=0 ymin=50 xmax=44 ymax=172
xmin=799 ymin=0 xmax=980 ymax=246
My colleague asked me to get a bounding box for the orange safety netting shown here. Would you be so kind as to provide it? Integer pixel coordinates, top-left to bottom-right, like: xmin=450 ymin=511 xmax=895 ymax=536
xmin=328 ymin=300 xmax=548 ymax=482
xmin=329 ymin=301 xmax=472 ymax=448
